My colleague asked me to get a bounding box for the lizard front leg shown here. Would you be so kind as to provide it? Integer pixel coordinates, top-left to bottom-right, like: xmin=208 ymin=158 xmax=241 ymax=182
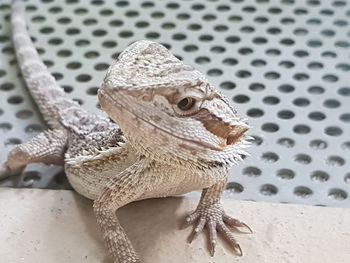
xmin=93 ymin=159 xmax=150 ymax=263
xmin=185 ymin=178 xmax=252 ymax=256
xmin=0 ymin=129 xmax=67 ymax=179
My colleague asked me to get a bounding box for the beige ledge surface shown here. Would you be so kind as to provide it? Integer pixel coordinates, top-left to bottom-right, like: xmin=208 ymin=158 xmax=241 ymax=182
xmin=0 ymin=188 xmax=349 ymax=263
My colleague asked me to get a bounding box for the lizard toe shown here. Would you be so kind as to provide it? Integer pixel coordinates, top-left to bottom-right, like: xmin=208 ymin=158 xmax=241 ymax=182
xmin=217 ymin=222 xmax=243 ymax=256
xmin=223 ymin=213 xmax=253 ymax=233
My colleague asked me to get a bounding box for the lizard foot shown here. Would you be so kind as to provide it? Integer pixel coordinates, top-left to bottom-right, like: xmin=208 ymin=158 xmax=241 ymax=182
xmin=184 ymin=202 xmax=252 ymax=256
xmin=0 ymin=162 xmax=22 ymax=180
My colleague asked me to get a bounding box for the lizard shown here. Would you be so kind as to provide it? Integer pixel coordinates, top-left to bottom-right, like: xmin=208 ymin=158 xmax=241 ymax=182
xmin=1 ymin=0 xmax=253 ymax=262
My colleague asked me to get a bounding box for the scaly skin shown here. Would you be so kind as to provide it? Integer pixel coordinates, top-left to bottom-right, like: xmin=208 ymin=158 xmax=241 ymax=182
xmin=1 ymin=1 xmax=253 ymax=262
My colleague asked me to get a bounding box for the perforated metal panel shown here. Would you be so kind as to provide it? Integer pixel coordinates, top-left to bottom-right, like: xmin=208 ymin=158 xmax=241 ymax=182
xmin=0 ymin=0 xmax=349 ymax=207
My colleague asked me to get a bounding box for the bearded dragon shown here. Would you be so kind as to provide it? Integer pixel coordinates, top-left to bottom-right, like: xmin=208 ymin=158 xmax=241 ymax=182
xmin=1 ymin=1 xmax=252 ymax=262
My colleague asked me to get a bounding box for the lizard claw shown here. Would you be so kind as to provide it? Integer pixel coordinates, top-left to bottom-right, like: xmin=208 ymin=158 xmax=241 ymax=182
xmin=184 ymin=202 xmax=248 ymax=256
xmin=223 ymin=214 xmax=253 ymax=233
xmin=210 ymin=240 xmax=216 ymax=257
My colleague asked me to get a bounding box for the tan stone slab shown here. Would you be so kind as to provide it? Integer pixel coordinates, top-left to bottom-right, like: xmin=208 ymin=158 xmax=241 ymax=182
xmin=0 ymin=188 xmax=349 ymax=263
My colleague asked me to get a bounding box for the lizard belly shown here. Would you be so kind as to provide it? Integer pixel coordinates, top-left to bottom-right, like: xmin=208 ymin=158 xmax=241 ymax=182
xmin=66 ymin=165 xmax=115 ymax=200
xmin=140 ymin=180 xmax=211 ymax=200
xmin=140 ymin=165 xmax=216 ymax=200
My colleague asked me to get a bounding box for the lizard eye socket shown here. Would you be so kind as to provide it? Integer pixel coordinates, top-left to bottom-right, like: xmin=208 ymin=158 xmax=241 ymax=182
xmin=177 ymin=97 xmax=196 ymax=111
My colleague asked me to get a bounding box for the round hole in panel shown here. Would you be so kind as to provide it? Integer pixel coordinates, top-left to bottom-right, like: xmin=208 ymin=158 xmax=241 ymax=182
xmin=242 ymin=166 xmax=262 ymax=177
xmin=309 ymin=139 xmax=328 ymax=150
xmin=311 ymin=171 xmax=330 ymax=183
xmin=294 ymin=154 xmax=312 ymax=165
xmin=22 ymin=171 xmax=41 ymax=187
xmin=226 ymin=182 xmax=244 ymax=193
xmin=276 ymin=169 xmax=295 ymax=180
xmin=328 ymin=189 xmax=348 ymax=200
xmin=277 ymin=137 xmax=295 ymax=148
xmin=261 ymin=152 xmax=279 ymax=163
xmin=260 ymin=184 xmax=278 ymax=196
xmin=294 ymin=186 xmax=313 ymax=199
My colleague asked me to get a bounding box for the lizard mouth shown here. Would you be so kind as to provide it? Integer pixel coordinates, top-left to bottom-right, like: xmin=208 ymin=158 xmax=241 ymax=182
xmin=100 ymin=89 xmax=246 ymax=152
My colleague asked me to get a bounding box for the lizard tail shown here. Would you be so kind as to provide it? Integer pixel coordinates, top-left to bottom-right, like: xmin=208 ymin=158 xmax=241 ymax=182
xmin=11 ymin=0 xmax=78 ymax=128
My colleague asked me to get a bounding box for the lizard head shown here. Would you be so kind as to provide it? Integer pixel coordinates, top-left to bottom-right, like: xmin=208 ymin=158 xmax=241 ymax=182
xmin=99 ymin=40 xmax=251 ymax=166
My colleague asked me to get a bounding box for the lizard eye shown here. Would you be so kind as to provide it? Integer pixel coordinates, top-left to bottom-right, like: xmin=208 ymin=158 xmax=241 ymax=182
xmin=177 ymin=97 xmax=196 ymax=111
